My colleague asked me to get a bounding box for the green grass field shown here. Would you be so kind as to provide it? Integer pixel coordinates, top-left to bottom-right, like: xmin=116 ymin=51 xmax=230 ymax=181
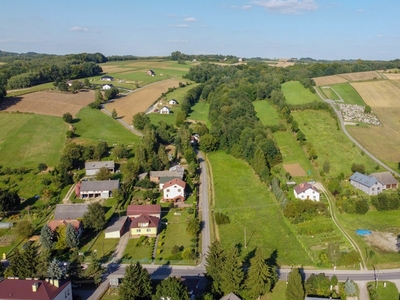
xmin=74 ymin=107 xmax=140 ymax=145
xmin=164 ymin=83 xmax=199 ymax=102
xmin=209 ymin=151 xmax=312 ymax=266
xmin=188 ymin=101 xmax=210 ymax=127
xmin=336 ymin=210 xmax=400 ymax=268
xmin=7 ymin=82 xmax=55 ymax=97
xmin=148 ymin=113 xmax=176 ymax=126
xmin=292 ymin=110 xmax=377 ymax=177
xmin=367 ymin=281 xmax=399 ymax=299
xmin=0 ymin=113 xmax=67 ymax=168
xmin=331 ymin=83 xmax=365 ymax=105
xmin=317 ymin=86 xmax=340 ymax=100
xmin=281 ymin=81 xmax=321 ymax=105
xmin=273 ymin=131 xmax=315 ymax=177
xmin=253 ymin=100 xmax=281 ymax=126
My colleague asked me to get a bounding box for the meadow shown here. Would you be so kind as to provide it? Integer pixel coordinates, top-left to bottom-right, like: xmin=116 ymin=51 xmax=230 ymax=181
xmin=148 ymin=113 xmax=176 ymax=127
xmin=292 ymin=110 xmax=378 ymax=177
xmin=188 ymin=100 xmax=210 ymax=127
xmin=208 ymin=151 xmax=312 ymax=266
xmin=253 ymin=100 xmax=281 ymax=126
xmin=316 ymin=86 xmax=340 ymax=100
xmin=331 ymin=83 xmax=365 ymax=105
xmin=281 ymin=81 xmax=321 ymax=105
xmin=74 ymin=107 xmax=140 ymax=145
xmin=0 ymin=113 xmax=67 ymax=168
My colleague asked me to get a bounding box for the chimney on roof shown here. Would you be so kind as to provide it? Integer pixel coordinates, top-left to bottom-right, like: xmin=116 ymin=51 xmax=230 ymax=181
xmin=53 ymin=279 xmax=59 ymax=287
xmin=45 ymin=278 xmax=49 ymax=282
xmin=300 ymin=183 xmax=304 ymax=188
xmin=32 ymin=282 xmax=39 ymax=292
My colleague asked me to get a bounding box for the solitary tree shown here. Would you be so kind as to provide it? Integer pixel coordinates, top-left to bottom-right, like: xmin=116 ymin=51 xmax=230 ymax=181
xmin=47 ymin=258 xmax=65 ymax=279
xmin=152 ymin=276 xmax=190 ymax=300
xmin=65 ymin=223 xmax=79 ymax=249
xmin=71 ymin=81 xmax=82 ymax=93
xmin=62 ymin=112 xmax=73 ymax=123
xmin=118 ymin=262 xmax=152 ymax=300
xmin=132 ymin=112 xmax=150 ymax=130
xmin=83 ymin=202 xmax=106 ymax=232
xmin=205 ymin=240 xmax=225 ymax=294
xmin=95 ymin=166 xmax=112 ymax=180
xmin=111 ymin=108 xmax=118 ymax=119
xmin=285 ymin=268 xmax=305 ymax=300
xmin=40 ymin=224 xmax=54 ymax=250
xmin=246 ymin=248 xmax=277 ymax=299
xmin=220 ymin=246 xmax=244 ymax=296
xmin=16 ymin=220 xmax=34 ymax=239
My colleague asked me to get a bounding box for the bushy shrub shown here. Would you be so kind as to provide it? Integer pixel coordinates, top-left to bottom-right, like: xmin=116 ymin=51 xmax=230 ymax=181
xmin=214 ymin=212 xmax=230 ymax=225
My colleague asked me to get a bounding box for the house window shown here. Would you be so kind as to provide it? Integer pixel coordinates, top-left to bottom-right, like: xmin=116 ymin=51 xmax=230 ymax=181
xmin=178 ymin=189 xmax=181 ymax=192
xmin=372 ymin=188 xmax=375 ymax=191
xmin=147 ymin=229 xmax=151 ymax=232
xmin=166 ymin=189 xmax=170 ymax=192
xmin=136 ymin=229 xmax=141 ymax=233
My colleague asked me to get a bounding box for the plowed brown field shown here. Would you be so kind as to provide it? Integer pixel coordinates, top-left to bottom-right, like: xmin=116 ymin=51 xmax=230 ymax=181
xmin=0 ymin=90 xmax=94 ymax=117
xmin=104 ymin=79 xmax=182 ymax=123
xmin=339 ymin=71 xmax=381 ymax=81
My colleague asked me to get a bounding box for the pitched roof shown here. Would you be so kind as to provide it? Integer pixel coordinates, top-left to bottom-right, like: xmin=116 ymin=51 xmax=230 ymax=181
xmin=350 ymin=172 xmax=379 ymax=188
xmin=369 ymin=172 xmax=398 ymax=185
xmin=0 ymin=279 xmax=70 ymax=300
xmin=130 ymin=214 xmax=160 ymax=229
xmin=220 ymin=293 xmax=242 ymax=300
xmin=169 ymin=164 xmax=185 ymax=177
xmin=80 ymin=180 xmax=120 ymax=192
xmin=127 ymin=204 xmax=161 ymax=216
xmin=54 ymin=204 xmax=89 ymax=220
xmin=294 ymin=182 xmax=318 ymax=195
xmin=48 ymin=219 xmax=82 ymax=232
xmin=159 ymin=176 xmax=181 ymax=184
xmin=150 ymin=170 xmax=180 ymax=178
xmin=85 ymin=161 xmax=114 ymax=170
xmin=163 ymin=178 xmax=186 ymax=189
xmin=105 ymin=216 xmax=129 ymax=233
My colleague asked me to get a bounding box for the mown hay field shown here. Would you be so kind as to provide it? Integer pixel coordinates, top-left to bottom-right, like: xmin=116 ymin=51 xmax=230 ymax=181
xmin=0 ymin=113 xmax=67 ymax=168
xmin=209 ymin=151 xmax=312 ymax=265
xmin=339 ymin=71 xmax=382 ymax=81
xmin=331 ymin=83 xmax=365 ymax=105
xmin=104 ymin=78 xmax=182 ymax=123
xmin=0 ymin=90 xmax=94 ymax=117
xmin=313 ymin=75 xmax=348 ymax=86
xmin=351 ymin=80 xmax=400 ymax=107
xmin=379 ymin=72 xmax=400 ymax=80
xmin=347 ymin=106 xmax=400 ymax=168
xmin=253 ymin=100 xmax=281 ymax=126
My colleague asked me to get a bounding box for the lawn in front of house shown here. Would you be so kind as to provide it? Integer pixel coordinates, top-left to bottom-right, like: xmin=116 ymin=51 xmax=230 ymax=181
xmin=281 ymin=81 xmax=321 ymax=105
xmin=209 ymin=151 xmax=312 ymax=266
xmin=121 ymin=238 xmax=154 ymax=263
xmin=367 ymin=281 xmax=399 ymax=299
xmin=148 ymin=113 xmax=176 ymax=127
xmin=155 ymin=208 xmax=196 ymax=264
xmin=73 ymin=107 xmax=140 ymax=145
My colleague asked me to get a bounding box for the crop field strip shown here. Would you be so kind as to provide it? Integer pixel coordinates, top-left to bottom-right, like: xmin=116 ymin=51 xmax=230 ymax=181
xmin=105 ymin=78 xmax=182 ymax=123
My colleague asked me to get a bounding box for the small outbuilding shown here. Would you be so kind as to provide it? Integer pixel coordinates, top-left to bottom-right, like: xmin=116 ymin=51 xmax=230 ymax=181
xmin=168 ymin=99 xmax=178 ymax=105
xmin=85 ymin=161 xmax=115 ymax=176
xmin=102 ymin=84 xmax=114 ymax=90
xmin=105 ymin=217 xmax=129 ymax=239
xmin=159 ymin=106 xmax=170 ymax=114
xmin=78 ymin=179 xmax=120 ymax=199
xmin=101 ymin=75 xmax=114 ymax=81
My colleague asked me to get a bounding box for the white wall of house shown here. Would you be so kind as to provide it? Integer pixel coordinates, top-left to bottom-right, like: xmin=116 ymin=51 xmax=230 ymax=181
xmin=105 ymin=230 xmax=121 ymax=239
xmin=294 ymin=188 xmax=320 ymax=201
xmin=163 ymin=184 xmax=184 ymax=199
xmin=350 ymin=180 xmax=383 ymax=195
xmin=53 ymin=282 xmax=73 ymax=300
xmin=85 ymin=169 xmax=98 ymax=176
xmin=80 ymin=190 xmax=111 ymax=199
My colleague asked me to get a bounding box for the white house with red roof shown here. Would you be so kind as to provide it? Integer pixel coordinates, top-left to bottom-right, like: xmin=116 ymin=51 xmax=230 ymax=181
xmin=162 ymin=178 xmax=186 ymax=203
xmin=293 ymin=182 xmax=320 ymax=201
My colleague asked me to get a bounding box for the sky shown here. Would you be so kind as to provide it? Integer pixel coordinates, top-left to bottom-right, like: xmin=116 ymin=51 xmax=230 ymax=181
xmin=0 ymin=0 xmax=399 ymax=60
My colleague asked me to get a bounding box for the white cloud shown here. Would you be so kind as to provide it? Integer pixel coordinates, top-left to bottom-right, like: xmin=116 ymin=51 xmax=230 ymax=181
xmin=69 ymin=26 xmax=90 ymax=32
xmin=228 ymin=5 xmax=252 ymax=10
xmin=242 ymin=5 xmax=252 ymax=10
xmin=184 ymin=17 xmax=197 ymax=22
xmin=356 ymin=9 xmax=364 ymax=13
xmin=252 ymin=0 xmax=318 ymax=14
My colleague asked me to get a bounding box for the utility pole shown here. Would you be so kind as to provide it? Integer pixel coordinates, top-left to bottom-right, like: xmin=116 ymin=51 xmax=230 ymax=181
xmin=244 ymin=227 xmax=247 ymax=249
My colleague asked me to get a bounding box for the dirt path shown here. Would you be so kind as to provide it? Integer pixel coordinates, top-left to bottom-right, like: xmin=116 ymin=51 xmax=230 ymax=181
xmin=62 ymin=183 xmax=76 ymax=204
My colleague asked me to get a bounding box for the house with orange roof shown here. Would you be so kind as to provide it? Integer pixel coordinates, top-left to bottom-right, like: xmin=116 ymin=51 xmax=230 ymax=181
xmin=126 ymin=204 xmax=161 ymax=238
xmin=293 ymin=182 xmax=320 ymax=201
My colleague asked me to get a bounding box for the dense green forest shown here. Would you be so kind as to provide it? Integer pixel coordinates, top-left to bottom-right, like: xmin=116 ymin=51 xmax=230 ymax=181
xmin=0 ymin=51 xmax=106 ymax=90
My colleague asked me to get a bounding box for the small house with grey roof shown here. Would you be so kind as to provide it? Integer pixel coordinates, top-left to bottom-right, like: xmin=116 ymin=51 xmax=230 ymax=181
xmin=350 ymin=172 xmax=383 ymax=195
xmin=77 ymin=179 xmax=119 ymax=199
xmin=85 ymin=161 xmax=115 ymax=176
